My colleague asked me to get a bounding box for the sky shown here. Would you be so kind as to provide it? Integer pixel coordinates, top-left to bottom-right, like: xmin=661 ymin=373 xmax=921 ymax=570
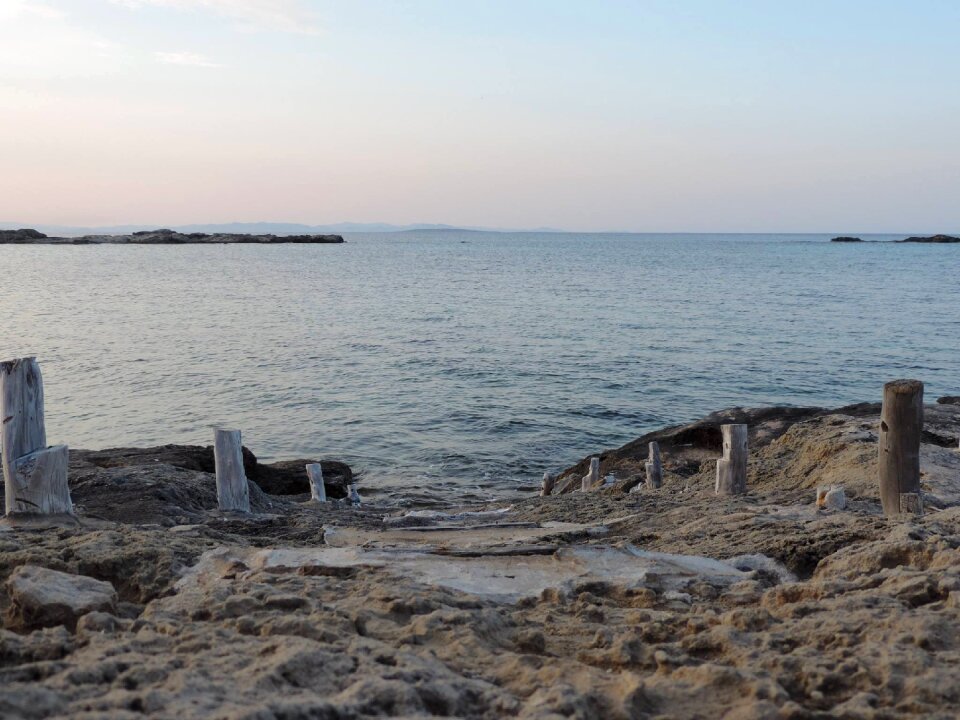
xmin=1 ymin=0 xmax=959 ymax=232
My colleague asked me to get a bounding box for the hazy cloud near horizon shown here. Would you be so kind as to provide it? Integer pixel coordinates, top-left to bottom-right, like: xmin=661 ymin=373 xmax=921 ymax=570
xmin=110 ymin=0 xmax=322 ymax=34
xmin=1 ymin=0 xmax=958 ymax=232
xmin=154 ymin=51 xmax=224 ymax=68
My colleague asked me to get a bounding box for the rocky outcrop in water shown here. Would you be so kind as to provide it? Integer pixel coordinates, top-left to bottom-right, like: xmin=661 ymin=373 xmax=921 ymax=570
xmin=0 ymin=228 xmax=344 ymax=244
xmin=829 ymin=235 xmax=960 ymax=244
xmin=0 ymin=228 xmax=47 ymax=242
xmin=63 ymin=445 xmax=354 ymax=525
xmin=556 ymin=401 xmax=960 ymax=502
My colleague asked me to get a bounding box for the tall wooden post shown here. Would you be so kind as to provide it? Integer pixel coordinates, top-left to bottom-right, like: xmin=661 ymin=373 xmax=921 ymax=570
xmin=715 ymin=424 xmax=748 ymax=495
xmin=581 ymin=457 xmax=600 ymax=491
xmin=646 ymin=442 xmax=662 ymax=489
xmin=305 ymin=463 xmax=326 ymax=502
xmin=879 ymin=379 xmax=924 ymax=517
xmin=214 ymin=428 xmax=250 ymax=512
xmin=540 ymin=472 xmax=555 ymax=497
xmin=1 ymin=358 xmax=72 ymax=515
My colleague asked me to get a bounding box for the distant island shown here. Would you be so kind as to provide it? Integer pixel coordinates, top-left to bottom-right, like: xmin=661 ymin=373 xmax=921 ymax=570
xmin=900 ymin=234 xmax=960 ymax=243
xmin=831 ymin=234 xmax=959 ymax=244
xmin=0 ymin=221 xmax=567 ymax=236
xmin=0 ymin=228 xmax=344 ymax=245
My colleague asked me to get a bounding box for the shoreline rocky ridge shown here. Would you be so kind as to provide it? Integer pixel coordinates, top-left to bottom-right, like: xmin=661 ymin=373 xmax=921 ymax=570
xmin=0 ymin=228 xmax=344 ymax=244
xmin=0 ymin=399 xmax=959 ymax=718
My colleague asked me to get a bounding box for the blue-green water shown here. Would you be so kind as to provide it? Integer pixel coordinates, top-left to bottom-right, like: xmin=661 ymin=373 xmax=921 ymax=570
xmin=2 ymin=232 xmax=958 ymax=503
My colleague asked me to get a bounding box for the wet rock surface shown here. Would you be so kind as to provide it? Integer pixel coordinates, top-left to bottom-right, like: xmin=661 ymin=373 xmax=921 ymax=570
xmin=0 ymin=402 xmax=958 ymax=718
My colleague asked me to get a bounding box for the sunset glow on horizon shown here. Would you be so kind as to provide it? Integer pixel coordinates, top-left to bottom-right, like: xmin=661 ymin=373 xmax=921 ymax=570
xmin=2 ymin=0 xmax=959 ymax=232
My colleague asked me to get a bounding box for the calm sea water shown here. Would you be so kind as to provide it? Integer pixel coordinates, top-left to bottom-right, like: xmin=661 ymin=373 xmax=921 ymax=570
xmin=2 ymin=232 xmax=958 ymax=505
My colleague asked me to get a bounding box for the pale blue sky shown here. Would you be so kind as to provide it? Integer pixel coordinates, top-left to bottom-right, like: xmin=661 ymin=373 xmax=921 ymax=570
xmin=1 ymin=0 xmax=958 ymax=231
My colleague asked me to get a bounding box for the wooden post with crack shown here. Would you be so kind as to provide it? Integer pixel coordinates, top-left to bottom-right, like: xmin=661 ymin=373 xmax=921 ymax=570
xmin=879 ymin=379 xmax=924 ymax=517
xmin=0 ymin=357 xmax=72 ymax=515
xmin=715 ymin=424 xmax=747 ymax=495
xmin=305 ymin=463 xmax=327 ymax=502
xmin=645 ymin=441 xmax=662 ymax=488
xmin=214 ymin=428 xmax=250 ymax=512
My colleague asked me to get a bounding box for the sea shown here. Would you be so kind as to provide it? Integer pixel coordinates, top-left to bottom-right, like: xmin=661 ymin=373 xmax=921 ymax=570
xmin=2 ymin=232 xmax=958 ymax=505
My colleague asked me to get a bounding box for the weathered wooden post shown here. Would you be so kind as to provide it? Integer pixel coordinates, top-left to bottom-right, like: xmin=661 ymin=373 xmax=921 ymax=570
xmin=347 ymin=483 xmax=361 ymax=505
xmin=305 ymin=463 xmax=326 ymax=502
xmin=540 ymin=472 xmax=555 ymax=497
xmin=214 ymin=428 xmax=250 ymax=512
xmin=879 ymin=379 xmax=923 ymax=517
xmin=715 ymin=424 xmax=748 ymax=495
xmin=581 ymin=457 xmax=600 ymax=491
xmin=645 ymin=442 xmax=662 ymax=489
xmin=1 ymin=358 xmax=72 ymax=515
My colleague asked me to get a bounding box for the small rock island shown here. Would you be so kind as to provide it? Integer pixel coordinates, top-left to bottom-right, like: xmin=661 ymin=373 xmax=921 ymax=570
xmin=830 ymin=234 xmax=959 ymax=244
xmin=899 ymin=234 xmax=960 ymax=243
xmin=0 ymin=228 xmax=344 ymax=244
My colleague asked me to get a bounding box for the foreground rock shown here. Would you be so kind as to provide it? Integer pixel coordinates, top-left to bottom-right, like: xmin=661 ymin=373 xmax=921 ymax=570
xmin=5 ymin=565 xmax=117 ymax=631
xmin=1 ymin=504 xmax=957 ymax=718
xmin=0 ymin=402 xmax=958 ymax=717
xmin=0 ymin=228 xmax=344 ymax=244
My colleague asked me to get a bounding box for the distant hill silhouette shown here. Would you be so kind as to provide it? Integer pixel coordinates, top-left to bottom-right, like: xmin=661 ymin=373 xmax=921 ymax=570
xmin=0 ymin=221 xmax=567 ymax=237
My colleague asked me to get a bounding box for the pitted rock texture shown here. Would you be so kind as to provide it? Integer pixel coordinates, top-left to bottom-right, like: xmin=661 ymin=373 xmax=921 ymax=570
xmin=5 ymin=566 xmax=117 ymax=632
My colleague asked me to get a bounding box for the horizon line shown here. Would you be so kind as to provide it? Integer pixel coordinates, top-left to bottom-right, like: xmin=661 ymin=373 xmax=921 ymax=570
xmin=2 ymin=221 xmax=956 ymax=237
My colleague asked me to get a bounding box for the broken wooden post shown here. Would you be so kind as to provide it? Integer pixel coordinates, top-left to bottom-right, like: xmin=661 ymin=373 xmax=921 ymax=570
xmin=879 ymin=379 xmax=924 ymax=517
xmin=645 ymin=441 xmax=662 ymax=489
xmin=1 ymin=358 xmax=72 ymax=515
xmin=305 ymin=463 xmax=326 ymax=502
xmin=214 ymin=428 xmax=250 ymax=512
xmin=540 ymin=472 xmax=555 ymax=497
xmin=581 ymin=457 xmax=600 ymax=491
xmin=715 ymin=424 xmax=747 ymax=495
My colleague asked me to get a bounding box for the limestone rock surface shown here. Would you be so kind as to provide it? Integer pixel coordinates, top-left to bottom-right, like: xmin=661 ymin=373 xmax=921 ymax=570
xmin=6 ymin=565 xmax=117 ymax=631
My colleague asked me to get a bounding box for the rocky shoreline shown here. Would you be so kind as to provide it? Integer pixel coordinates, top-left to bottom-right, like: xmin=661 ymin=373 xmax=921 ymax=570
xmin=0 ymin=228 xmax=344 ymax=245
xmin=1 ymin=400 xmax=959 ymax=718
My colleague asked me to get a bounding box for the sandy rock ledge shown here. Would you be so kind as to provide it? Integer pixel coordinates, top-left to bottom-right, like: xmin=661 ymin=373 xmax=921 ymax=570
xmin=0 ymin=401 xmax=957 ymax=718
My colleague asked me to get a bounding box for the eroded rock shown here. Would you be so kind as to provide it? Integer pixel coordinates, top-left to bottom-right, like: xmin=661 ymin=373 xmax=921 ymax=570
xmin=6 ymin=565 xmax=117 ymax=631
